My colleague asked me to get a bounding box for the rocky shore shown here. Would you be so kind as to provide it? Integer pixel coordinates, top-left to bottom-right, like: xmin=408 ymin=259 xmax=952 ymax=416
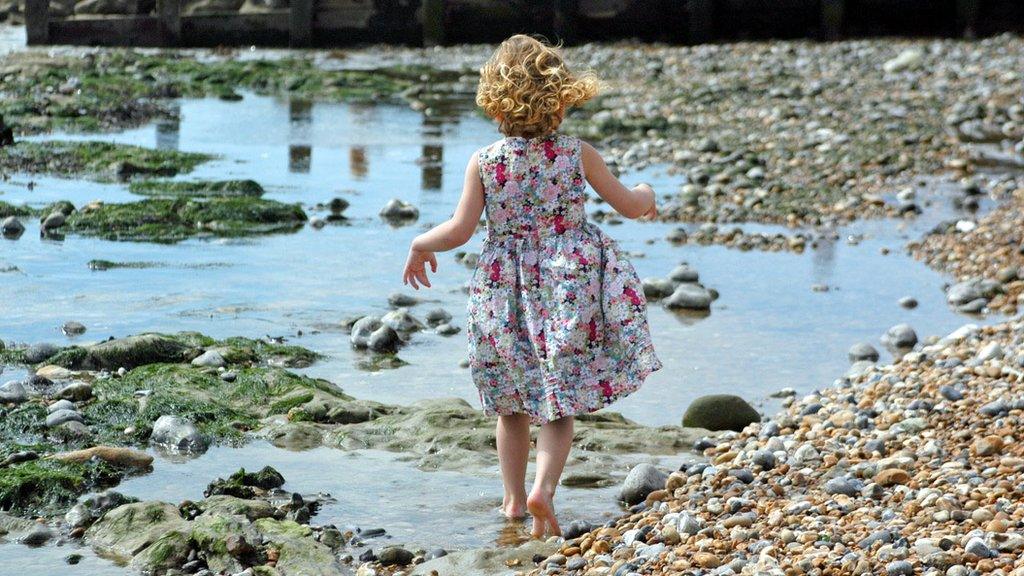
xmin=910 ymin=182 xmax=1024 ymax=316
xmin=0 ymin=327 xmax=718 ymax=575
xmin=523 ymin=318 xmax=1024 ymax=576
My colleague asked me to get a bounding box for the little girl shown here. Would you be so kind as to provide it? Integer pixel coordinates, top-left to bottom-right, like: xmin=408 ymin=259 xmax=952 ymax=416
xmin=402 ymin=34 xmax=662 ymax=538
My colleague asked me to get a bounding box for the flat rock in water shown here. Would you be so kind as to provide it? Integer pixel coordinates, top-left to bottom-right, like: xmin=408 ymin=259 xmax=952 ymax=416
xmin=664 ymin=283 xmax=712 ymax=311
xmin=682 ymin=394 xmax=760 ymax=431
xmin=642 ymin=277 xmax=675 ymax=299
xmin=411 ymin=540 xmax=558 ymax=576
xmin=50 ymin=446 xmax=153 ymax=469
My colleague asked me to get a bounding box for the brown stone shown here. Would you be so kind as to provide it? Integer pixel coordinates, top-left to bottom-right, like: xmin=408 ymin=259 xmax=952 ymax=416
xmin=875 ymin=468 xmax=911 ymax=487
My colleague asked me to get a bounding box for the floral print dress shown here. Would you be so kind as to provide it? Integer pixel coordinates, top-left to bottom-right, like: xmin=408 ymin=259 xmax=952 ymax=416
xmin=467 ymin=133 xmax=662 ymax=425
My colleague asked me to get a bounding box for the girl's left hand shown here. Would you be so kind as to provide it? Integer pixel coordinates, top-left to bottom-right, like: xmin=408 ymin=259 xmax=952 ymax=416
xmin=403 ymin=248 xmax=438 ymax=290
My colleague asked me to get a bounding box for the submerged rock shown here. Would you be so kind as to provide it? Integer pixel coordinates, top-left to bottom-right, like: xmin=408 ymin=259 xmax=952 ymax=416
xmin=379 ymin=199 xmax=419 ymax=223
xmin=682 ymin=394 xmax=760 ymax=431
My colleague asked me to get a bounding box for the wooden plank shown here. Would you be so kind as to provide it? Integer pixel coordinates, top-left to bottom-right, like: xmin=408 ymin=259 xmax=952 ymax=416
xmin=290 ymin=0 xmax=313 ymax=47
xmin=422 ymin=0 xmax=444 ymax=46
xmin=47 ymin=16 xmax=163 ymax=46
xmin=686 ymin=0 xmax=713 ymax=44
xmin=956 ymin=0 xmax=980 ymax=37
xmin=183 ymin=12 xmax=289 ymax=46
xmin=25 ymin=0 xmax=50 ymax=45
xmin=820 ymin=0 xmax=845 ymax=40
xmin=159 ymin=0 xmax=181 ymax=45
xmin=553 ymin=0 xmax=578 ymax=44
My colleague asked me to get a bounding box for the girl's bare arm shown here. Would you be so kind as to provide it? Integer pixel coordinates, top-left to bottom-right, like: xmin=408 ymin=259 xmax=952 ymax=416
xmin=403 ymin=152 xmax=485 ymax=289
xmin=581 ymin=141 xmax=657 ymax=219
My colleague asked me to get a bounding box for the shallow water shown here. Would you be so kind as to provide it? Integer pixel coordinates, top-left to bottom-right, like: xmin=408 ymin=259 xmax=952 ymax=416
xmin=1 ymin=93 xmax=996 ymax=422
xmin=0 ymin=92 xmax=1002 ymax=573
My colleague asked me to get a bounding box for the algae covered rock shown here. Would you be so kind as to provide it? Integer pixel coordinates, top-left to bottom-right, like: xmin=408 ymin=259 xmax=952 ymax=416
xmin=205 ymin=466 xmax=285 ymax=499
xmin=63 ymin=196 xmax=306 ymax=242
xmin=682 ymin=394 xmax=760 ymax=432
xmin=254 ymin=518 xmax=346 ymax=576
xmin=0 ymin=141 xmax=209 ymax=181
xmin=128 ymin=178 xmax=265 ymax=198
xmin=86 ymin=501 xmax=190 ymax=560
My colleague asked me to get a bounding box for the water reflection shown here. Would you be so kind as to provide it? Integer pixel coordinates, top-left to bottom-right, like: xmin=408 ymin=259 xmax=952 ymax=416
xmin=350 ymin=146 xmax=368 ymax=179
xmin=289 ymin=145 xmax=311 ymax=173
xmin=812 ymin=232 xmax=837 ymax=285
xmin=155 ymin=109 xmax=180 ymax=152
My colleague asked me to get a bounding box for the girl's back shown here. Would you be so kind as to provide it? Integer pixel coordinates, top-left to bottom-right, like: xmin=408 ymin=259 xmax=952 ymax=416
xmin=477 ymin=133 xmax=586 ymax=241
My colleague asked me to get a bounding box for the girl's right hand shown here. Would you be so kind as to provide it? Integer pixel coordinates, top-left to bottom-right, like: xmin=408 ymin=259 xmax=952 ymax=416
xmin=635 ymin=183 xmax=658 ymax=220
xmin=403 ymin=248 xmax=437 ymax=290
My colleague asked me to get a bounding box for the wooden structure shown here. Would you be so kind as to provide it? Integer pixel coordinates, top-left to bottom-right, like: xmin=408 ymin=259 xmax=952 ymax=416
xmin=23 ymin=0 xmax=1019 ymax=48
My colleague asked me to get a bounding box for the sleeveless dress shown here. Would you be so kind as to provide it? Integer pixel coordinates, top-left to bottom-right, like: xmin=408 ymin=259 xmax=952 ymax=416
xmin=467 ymin=133 xmax=662 ymax=425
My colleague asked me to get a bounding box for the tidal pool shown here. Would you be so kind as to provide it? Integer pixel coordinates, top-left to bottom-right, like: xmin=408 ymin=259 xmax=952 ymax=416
xmin=0 ymin=92 xmax=1000 ymax=575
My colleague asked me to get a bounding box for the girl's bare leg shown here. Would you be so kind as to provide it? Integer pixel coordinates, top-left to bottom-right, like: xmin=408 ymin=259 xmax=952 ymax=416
xmin=527 ymin=415 xmax=573 ymax=537
xmin=497 ymin=414 xmax=531 ymax=518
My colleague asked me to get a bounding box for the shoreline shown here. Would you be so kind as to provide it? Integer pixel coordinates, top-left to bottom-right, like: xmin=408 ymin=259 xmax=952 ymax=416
xmin=523 ymin=317 xmax=1024 ymax=576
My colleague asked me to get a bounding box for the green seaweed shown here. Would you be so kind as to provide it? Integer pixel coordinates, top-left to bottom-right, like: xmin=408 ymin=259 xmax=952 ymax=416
xmin=0 ymin=50 xmax=456 ymax=136
xmin=66 ymin=197 xmax=307 ymax=242
xmin=0 ymin=459 xmax=118 ymax=516
xmin=128 ymin=179 xmax=265 ymax=198
xmin=0 ymin=200 xmax=32 ymax=218
xmin=0 ymin=141 xmax=210 ymax=181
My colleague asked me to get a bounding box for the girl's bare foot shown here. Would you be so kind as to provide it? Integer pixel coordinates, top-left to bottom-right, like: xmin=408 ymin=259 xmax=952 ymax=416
xmin=527 ymin=488 xmax=560 ymax=538
xmin=502 ymin=495 xmax=527 ymax=519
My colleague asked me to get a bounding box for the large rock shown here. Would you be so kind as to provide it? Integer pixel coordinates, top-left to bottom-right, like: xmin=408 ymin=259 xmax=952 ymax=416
xmin=150 ymin=415 xmax=208 ymax=453
xmin=253 ymin=518 xmax=346 ymax=575
xmin=86 ymin=502 xmax=190 ymax=560
xmin=84 ymin=334 xmax=190 ymax=370
xmin=620 ymin=463 xmax=668 ymax=505
xmin=682 ymin=394 xmax=760 ymax=431
xmin=664 ymin=283 xmax=712 ymax=311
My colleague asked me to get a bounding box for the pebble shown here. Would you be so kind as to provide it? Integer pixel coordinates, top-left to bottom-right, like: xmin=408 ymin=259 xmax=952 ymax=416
xmin=899 ymin=296 xmax=918 ymax=309
xmin=964 ymin=537 xmax=993 ymax=558
xmin=886 ymin=560 xmax=914 ymax=576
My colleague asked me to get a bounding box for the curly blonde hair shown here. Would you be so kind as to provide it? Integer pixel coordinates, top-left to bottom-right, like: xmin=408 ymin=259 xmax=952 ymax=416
xmin=475 ymin=34 xmax=599 ymax=139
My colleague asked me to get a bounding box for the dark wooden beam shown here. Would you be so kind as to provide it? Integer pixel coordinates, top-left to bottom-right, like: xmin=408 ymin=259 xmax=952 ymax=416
xmin=159 ymin=0 xmax=181 ymax=45
xmin=820 ymin=0 xmax=845 ymax=41
xmin=423 ymin=0 xmax=444 ymax=46
xmin=686 ymin=0 xmax=713 ymax=45
xmin=552 ymin=0 xmax=578 ymax=44
xmin=25 ymin=0 xmax=49 ymax=45
xmin=290 ymin=0 xmax=313 ymax=47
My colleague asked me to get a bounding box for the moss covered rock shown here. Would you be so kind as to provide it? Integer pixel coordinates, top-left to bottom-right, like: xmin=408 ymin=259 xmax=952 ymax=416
xmin=66 ymin=197 xmax=307 ymax=242
xmin=86 ymin=501 xmax=190 ymax=560
xmin=682 ymin=394 xmax=761 ymax=432
xmin=128 ymin=179 xmax=265 ymax=198
xmin=0 ymin=141 xmax=210 ymax=181
xmin=254 ymin=518 xmax=345 ymax=576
